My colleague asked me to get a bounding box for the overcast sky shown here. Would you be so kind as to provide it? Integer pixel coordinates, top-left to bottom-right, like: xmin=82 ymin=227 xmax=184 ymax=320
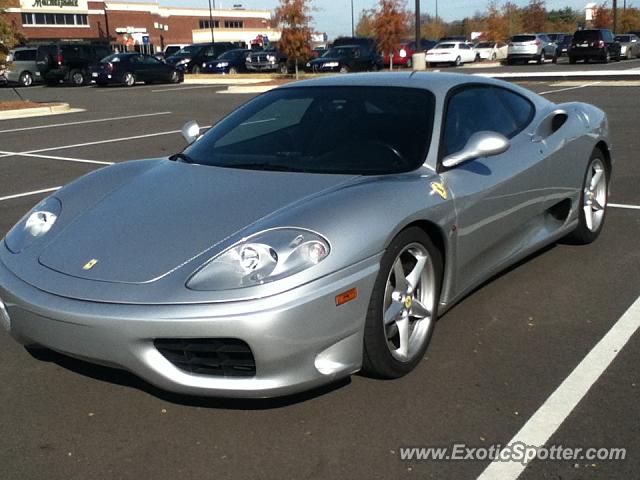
xmin=159 ymin=0 xmax=590 ymax=39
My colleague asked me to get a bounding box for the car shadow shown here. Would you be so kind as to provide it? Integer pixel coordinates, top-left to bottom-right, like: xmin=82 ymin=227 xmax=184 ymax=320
xmin=25 ymin=347 xmax=351 ymax=409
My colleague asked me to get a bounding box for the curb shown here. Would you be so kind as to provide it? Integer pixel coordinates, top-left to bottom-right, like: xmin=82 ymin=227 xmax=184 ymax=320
xmin=0 ymin=103 xmax=83 ymax=121
xmin=474 ymin=70 xmax=640 ymax=82
xmin=219 ymin=84 xmax=278 ymax=94
xmin=184 ymin=77 xmax=271 ymax=85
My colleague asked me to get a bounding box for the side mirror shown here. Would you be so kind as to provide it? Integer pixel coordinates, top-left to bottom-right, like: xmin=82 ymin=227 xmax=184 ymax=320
xmin=442 ymin=131 xmax=510 ymax=168
xmin=181 ymin=120 xmax=201 ymax=145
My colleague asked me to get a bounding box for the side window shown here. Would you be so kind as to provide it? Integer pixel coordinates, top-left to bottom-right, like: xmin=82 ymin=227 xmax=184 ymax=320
xmin=441 ymin=86 xmax=533 ymax=158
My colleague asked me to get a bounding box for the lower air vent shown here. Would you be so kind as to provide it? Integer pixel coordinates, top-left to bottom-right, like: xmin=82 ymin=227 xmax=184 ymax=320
xmin=154 ymin=338 xmax=256 ymax=377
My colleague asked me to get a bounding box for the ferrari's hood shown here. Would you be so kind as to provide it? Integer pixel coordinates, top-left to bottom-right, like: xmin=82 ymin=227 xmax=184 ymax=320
xmin=39 ymin=161 xmax=355 ymax=284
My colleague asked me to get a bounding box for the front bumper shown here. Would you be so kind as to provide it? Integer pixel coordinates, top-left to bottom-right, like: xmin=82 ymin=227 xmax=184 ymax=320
xmin=0 ymin=256 xmax=379 ymax=398
xmin=246 ymin=62 xmax=279 ymax=72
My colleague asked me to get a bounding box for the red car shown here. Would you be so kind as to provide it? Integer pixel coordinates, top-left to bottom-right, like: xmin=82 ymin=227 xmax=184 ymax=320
xmin=383 ymin=39 xmax=437 ymax=67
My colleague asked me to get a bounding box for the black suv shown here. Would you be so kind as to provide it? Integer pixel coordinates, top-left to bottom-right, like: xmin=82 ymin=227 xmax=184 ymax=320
xmin=306 ymin=44 xmax=383 ymax=73
xmin=165 ymin=42 xmax=243 ymax=73
xmin=569 ymin=29 xmax=621 ymax=63
xmin=37 ymin=43 xmax=111 ymax=86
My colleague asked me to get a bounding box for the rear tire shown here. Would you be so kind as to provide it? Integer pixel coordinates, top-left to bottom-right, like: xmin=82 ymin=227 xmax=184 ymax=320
xmin=537 ymin=51 xmax=545 ymax=64
xmin=69 ymin=69 xmax=85 ymax=86
xmin=279 ymin=63 xmax=288 ymax=75
xmin=339 ymin=65 xmax=349 ymax=74
xmin=603 ymin=50 xmax=610 ymax=63
xmin=18 ymin=71 xmax=33 ymax=87
xmin=362 ymin=227 xmax=442 ymax=379
xmin=564 ymin=149 xmax=609 ymax=245
xmin=123 ymin=71 xmax=136 ymax=87
xmin=228 ymin=66 xmax=238 ymax=75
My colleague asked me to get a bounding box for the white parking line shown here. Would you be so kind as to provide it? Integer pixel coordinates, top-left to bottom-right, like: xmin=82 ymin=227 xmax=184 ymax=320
xmin=477 ymin=295 xmax=640 ymax=480
xmin=0 ymin=112 xmax=172 ymax=134
xmin=0 ymin=151 xmax=113 ymax=166
xmin=609 ymin=203 xmax=640 ymax=210
xmin=0 ymin=187 xmax=61 ymax=202
xmin=538 ymin=82 xmax=601 ymax=95
xmin=21 ymin=125 xmax=211 ymax=154
xmin=152 ymin=85 xmax=225 ymax=93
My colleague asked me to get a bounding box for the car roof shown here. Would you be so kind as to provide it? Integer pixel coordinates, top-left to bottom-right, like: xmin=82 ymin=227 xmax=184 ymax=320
xmin=12 ymin=46 xmax=37 ymax=51
xmin=279 ymin=71 xmax=530 ymax=97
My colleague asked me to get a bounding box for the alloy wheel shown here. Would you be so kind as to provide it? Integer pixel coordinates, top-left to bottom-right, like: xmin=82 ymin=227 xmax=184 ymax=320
xmin=383 ymin=243 xmax=435 ymax=362
xmin=583 ymin=158 xmax=607 ymax=232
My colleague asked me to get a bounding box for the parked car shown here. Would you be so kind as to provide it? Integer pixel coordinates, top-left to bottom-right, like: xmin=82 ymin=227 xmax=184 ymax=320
xmin=245 ymin=48 xmax=289 ymax=74
xmin=166 ymin=42 xmax=241 ymax=74
xmin=544 ymin=33 xmax=569 ymax=43
xmin=5 ymin=47 xmax=41 ymax=87
xmin=0 ymin=68 xmax=7 ymax=87
xmin=507 ymin=34 xmax=558 ymax=64
xmin=426 ymin=42 xmax=477 ymax=67
xmin=614 ymin=34 xmax=640 ymax=59
xmin=474 ymin=41 xmax=508 ymax=61
xmin=569 ymin=29 xmax=621 ymax=63
xmin=163 ymin=44 xmax=189 ymax=59
xmin=306 ymin=44 xmax=383 ymax=73
xmin=36 ymin=42 xmax=111 ymax=86
xmin=0 ymin=72 xmax=612 ymax=398
xmin=92 ymin=53 xmax=182 ymax=87
xmin=558 ymin=35 xmax=573 ymax=56
xmin=202 ymin=49 xmax=251 ymax=74
xmin=384 ymin=39 xmax=437 ymax=68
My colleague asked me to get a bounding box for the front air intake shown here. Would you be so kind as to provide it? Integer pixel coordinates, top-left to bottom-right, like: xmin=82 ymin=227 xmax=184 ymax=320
xmin=154 ymin=338 xmax=256 ymax=377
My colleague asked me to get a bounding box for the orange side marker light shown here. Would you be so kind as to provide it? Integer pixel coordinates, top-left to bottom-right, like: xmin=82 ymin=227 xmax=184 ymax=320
xmin=335 ymin=288 xmax=358 ymax=306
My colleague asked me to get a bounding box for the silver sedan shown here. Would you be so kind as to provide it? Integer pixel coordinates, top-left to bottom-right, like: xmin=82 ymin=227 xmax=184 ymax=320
xmin=0 ymin=73 xmax=612 ymax=397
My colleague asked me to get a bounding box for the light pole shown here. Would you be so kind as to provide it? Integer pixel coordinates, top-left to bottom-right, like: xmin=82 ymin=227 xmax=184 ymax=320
xmin=351 ymin=0 xmax=355 ymax=37
xmin=415 ymin=0 xmax=420 ymax=48
xmin=208 ymin=0 xmax=216 ymax=42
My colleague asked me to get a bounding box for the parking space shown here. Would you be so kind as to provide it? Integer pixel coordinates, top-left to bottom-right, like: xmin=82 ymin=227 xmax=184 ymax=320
xmin=0 ymin=79 xmax=638 ymax=480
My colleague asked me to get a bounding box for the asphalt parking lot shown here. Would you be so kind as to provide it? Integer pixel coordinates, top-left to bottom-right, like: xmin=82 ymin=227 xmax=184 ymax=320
xmin=0 ymin=76 xmax=639 ymax=480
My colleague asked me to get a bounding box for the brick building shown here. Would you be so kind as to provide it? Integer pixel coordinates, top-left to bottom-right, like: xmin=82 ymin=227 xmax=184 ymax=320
xmin=2 ymin=0 xmax=279 ymax=52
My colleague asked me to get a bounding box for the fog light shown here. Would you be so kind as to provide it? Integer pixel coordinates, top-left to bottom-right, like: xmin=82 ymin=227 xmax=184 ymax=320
xmin=0 ymin=298 xmax=10 ymax=332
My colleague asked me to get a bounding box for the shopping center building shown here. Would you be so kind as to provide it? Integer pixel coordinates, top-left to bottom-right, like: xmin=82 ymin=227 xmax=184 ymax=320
xmin=1 ymin=0 xmax=280 ymax=52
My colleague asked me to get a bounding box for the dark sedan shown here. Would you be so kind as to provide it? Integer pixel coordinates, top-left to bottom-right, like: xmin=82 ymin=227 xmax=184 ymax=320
xmin=202 ymin=49 xmax=250 ymax=74
xmin=92 ymin=53 xmax=182 ymax=87
xmin=305 ymin=45 xmax=383 ymax=73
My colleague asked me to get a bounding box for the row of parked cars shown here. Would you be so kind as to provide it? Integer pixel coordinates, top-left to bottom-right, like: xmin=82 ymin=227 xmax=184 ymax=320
xmin=2 ymin=29 xmax=640 ymax=88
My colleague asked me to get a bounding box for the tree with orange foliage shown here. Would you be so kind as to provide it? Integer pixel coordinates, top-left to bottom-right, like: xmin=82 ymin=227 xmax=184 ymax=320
xmin=522 ymin=0 xmax=547 ymax=32
xmin=620 ymin=7 xmax=640 ymax=32
xmin=356 ymin=8 xmax=376 ymax=37
xmin=592 ymin=2 xmax=613 ymax=28
xmin=1 ymin=0 xmax=23 ymax=66
xmin=372 ymin=0 xmax=410 ymax=70
xmin=484 ymin=1 xmax=509 ymax=42
xmin=275 ymin=0 xmax=313 ymax=79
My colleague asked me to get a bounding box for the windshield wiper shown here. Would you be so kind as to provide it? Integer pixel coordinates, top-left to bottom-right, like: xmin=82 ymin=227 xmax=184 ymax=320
xmin=169 ymin=153 xmax=195 ymax=164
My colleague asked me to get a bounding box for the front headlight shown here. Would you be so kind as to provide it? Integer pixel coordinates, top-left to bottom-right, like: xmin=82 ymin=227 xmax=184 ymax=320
xmin=247 ymin=56 xmax=252 ymax=63
xmin=323 ymin=61 xmax=339 ymax=68
xmin=399 ymin=49 xmax=407 ymax=58
xmin=267 ymin=55 xmax=276 ymax=62
xmin=187 ymin=228 xmax=330 ymax=291
xmin=5 ymin=196 xmax=61 ymax=253
xmin=217 ymin=62 xmax=229 ymax=67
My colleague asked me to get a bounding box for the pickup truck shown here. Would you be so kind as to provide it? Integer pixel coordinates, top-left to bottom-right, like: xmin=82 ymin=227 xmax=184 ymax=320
xmin=245 ymin=48 xmax=288 ymax=74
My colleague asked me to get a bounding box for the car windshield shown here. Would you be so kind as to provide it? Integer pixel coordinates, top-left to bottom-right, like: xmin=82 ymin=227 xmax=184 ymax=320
xmin=172 ymin=45 xmax=201 ymax=57
xmin=615 ymin=35 xmax=630 ymax=42
xmin=219 ymin=50 xmax=242 ymax=60
xmin=476 ymin=42 xmax=493 ymax=48
xmin=512 ymin=35 xmax=536 ymax=42
xmin=323 ymin=47 xmax=356 ymax=58
xmin=435 ymin=43 xmax=455 ymax=49
xmin=574 ymin=31 xmax=599 ymax=41
xmin=183 ymin=86 xmax=435 ymax=175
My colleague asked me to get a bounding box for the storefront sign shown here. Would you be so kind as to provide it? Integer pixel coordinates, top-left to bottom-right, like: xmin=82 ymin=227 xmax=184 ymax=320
xmin=20 ymin=0 xmax=88 ymax=11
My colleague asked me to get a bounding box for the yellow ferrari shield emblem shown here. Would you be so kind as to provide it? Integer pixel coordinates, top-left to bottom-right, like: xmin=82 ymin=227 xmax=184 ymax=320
xmin=404 ymin=296 xmax=413 ymax=309
xmin=83 ymin=259 xmax=99 ymax=271
xmin=430 ymin=181 xmax=448 ymax=200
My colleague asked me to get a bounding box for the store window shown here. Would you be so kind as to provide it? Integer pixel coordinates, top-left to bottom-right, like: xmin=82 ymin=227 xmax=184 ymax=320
xmin=199 ymin=19 xmax=220 ymax=29
xmin=224 ymin=20 xmax=244 ymax=28
xmin=21 ymin=12 xmax=89 ymax=26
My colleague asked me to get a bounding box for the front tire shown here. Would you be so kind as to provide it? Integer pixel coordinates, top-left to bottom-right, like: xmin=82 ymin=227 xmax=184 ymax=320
xmin=565 ymin=150 xmax=609 ymax=244
xmin=362 ymin=227 xmax=442 ymax=378
xmin=123 ymin=71 xmax=136 ymax=87
xmin=537 ymin=51 xmax=545 ymax=64
xmin=454 ymin=56 xmax=462 ymax=67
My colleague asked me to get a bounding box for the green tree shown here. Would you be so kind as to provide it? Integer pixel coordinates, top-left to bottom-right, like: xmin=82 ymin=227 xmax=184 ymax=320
xmin=275 ymin=0 xmax=313 ymax=79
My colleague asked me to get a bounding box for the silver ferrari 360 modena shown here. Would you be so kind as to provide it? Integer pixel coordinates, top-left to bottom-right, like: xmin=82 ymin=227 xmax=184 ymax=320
xmin=0 ymin=73 xmax=611 ymax=398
